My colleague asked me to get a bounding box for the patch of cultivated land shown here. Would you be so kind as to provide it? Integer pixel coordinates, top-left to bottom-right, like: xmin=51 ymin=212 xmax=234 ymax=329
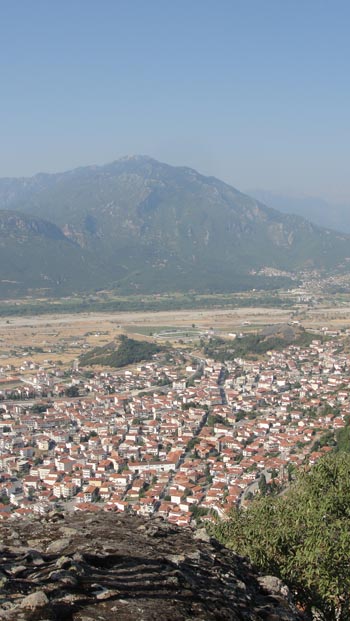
xmin=302 ymin=305 xmax=350 ymax=327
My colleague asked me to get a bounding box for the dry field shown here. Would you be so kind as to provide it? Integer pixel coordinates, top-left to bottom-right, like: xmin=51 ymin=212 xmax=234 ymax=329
xmin=0 ymin=302 xmax=350 ymax=369
xmin=0 ymin=307 xmax=290 ymax=368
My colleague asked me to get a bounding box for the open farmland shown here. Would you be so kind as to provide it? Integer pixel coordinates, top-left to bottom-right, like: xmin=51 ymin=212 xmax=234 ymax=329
xmin=0 ymin=306 xmax=292 ymax=365
xmin=1 ymin=295 xmax=350 ymax=368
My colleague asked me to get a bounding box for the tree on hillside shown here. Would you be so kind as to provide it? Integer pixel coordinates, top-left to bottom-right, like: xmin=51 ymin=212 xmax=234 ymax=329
xmin=210 ymin=452 xmax=350 ymax=620
xmin=258 ymin=473 xmax=267 ymax=496
xmin=65 ymin=385 xmax=79 ymax=398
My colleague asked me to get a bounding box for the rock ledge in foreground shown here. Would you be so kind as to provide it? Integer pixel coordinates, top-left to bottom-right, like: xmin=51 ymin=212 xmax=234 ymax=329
xmin=0 ymin=512 xmax=303 ymax=620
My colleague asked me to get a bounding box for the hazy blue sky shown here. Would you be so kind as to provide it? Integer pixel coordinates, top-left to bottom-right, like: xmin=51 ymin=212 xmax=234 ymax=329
xmin=1 ymin=1 xmax=350 ymax=201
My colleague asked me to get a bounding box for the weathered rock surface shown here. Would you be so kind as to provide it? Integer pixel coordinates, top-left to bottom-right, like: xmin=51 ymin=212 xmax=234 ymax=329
xmin=0 ymin=512 xmax=304 ymax=620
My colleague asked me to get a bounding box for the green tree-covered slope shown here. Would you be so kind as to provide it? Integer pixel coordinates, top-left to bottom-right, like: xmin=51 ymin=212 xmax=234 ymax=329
xmin=79 ymin=334 xmax=163 ymax=368
xmin=211 ymin=452 xmax=350 ymax=620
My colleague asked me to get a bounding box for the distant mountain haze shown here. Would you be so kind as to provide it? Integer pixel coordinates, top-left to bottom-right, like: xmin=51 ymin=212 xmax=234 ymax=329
xmin=0 ymin=156 xmax=350 ymax=297
xmin=248 ymin=189 xmax=350 ymax=234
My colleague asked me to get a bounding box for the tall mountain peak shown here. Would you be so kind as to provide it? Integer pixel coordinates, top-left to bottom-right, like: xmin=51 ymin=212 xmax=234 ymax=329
xmin=0 ymin=157 xmax=349 ymax=296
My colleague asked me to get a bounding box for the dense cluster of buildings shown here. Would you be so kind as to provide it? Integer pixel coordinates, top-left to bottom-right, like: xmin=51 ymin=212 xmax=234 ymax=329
xmin=0 ymin=332 xmax=349 ymax=525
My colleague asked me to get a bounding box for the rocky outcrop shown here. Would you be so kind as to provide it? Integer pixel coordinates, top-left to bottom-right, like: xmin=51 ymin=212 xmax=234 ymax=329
xmin=0 ymin=512 xmax=304 ymax=620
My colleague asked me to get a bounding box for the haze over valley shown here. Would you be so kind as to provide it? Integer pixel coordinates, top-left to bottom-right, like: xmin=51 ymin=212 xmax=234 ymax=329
xmin=249 ymin=189 xmax=350 ymax=234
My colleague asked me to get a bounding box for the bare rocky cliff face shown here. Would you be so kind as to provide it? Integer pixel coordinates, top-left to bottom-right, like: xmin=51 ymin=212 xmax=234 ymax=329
xmin=0 ymin=511 xmax=304 ymax=621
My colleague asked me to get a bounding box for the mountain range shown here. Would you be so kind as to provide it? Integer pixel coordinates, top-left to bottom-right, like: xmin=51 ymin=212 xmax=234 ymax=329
xmin=1 ymin=155 xmax=350 ymax=297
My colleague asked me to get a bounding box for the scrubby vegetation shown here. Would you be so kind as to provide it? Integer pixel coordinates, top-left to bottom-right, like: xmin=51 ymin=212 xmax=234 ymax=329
xmin=334 ymin=417 xmax=350 ymax=453
xmin=210 ymin=452 xmax=350 ymax=620
xmin=202 ymin=325 xmax=316 ymax=361
xmin=79 ymin=335 xmax=163 ymax=368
